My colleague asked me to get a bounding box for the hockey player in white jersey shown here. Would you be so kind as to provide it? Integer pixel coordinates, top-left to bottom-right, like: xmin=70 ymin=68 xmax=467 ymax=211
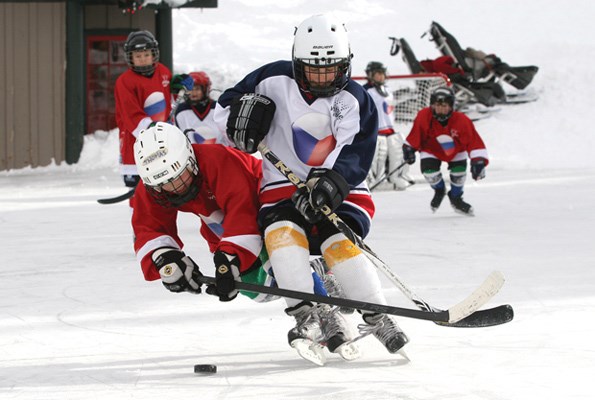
xmin=215 ymin=14 xmax=409 ymax=364
xmin=173 ymin=71 xmax=225 ymax=145
xmin=363 ymin=61 xmax=413 ymax=190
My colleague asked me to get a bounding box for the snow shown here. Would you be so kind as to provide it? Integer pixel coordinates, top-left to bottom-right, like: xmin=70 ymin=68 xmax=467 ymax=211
xmin=1 ymin=1 xmax=595 ymax=399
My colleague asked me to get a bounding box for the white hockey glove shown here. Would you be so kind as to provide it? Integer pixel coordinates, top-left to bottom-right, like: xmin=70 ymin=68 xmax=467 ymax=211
xmin=152 ymin=248 xmax=202 ymax=294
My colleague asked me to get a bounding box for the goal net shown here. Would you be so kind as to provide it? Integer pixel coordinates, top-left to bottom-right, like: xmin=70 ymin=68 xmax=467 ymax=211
xmin=353 ymin=73 xmax=450 ymax=124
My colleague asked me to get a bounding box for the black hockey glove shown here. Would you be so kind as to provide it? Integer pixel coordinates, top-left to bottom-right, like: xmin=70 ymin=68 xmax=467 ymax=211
xmin=123 ymin=174 xmax=140 ymax=188
xmin=210 ymin=251 xmax=241 ymax=302
xmin=402 ymin=144 xmax=416 ymax=165
xmin=306 ymin=168 xmax=349 ymax=212
xmin=471 ymin=158 xmax=487 ymax=181
xmin=291 ymin=186 xmax=324 ymax=224
xmin=226 ymin=93 xmax=276 ymax=153
xmin=171 ymin=74 xmax=194 ymax=93
xmin=152 ymin=248 xmax=202 ymax=294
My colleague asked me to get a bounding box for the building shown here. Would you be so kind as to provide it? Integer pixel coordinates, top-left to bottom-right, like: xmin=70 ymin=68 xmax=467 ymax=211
xmin=0 ymin=0 xmax=217 ymax=171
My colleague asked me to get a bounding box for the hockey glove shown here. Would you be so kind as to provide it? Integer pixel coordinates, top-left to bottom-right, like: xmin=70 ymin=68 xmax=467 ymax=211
xmin=171 ymin=74 xmax=194 ymax=93
xmin=152 ymin=248 xmax=202 ymax=294
xmin=306 ymin=168 xmax=350 ymax=212
xmin=291 ymin=186 xmax=324 ymax=224
xmin=402 ymin=144 xmax=416 ymax=165
xmin=226 ymin=93 xmax=276 ymax=153
xmin=471 ymin=158 xmax=487 ymax=181
xmin=211 ymin=251 xmax=241 ymax=302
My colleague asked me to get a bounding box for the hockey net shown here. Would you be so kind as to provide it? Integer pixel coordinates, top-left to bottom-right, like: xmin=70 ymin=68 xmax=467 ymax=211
xmin=353 ymin=73 xmax=450 ymax=123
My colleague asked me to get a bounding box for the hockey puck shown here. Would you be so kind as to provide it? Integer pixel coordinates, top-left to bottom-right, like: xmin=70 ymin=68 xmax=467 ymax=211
xmin=194 ymin=364 xmax=217 ymax=374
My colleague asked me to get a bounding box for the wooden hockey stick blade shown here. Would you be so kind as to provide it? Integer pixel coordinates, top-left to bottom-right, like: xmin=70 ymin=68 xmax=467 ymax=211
xmin=197 ymin=275 xmax=451 ymax=323
xmin=445 ymin=270 xmax=505 ymax=323
xmin=97 ymin=187 xmax=136 ymax=205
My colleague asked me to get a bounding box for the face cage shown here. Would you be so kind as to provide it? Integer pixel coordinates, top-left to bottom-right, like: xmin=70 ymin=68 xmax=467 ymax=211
xmin=125 ymin=47 xmax=160 ymax=76
xmin=145 ymin=158 xmax=202 ymax=208
xmin=293 ymin=58 xmax=351 ymax=97
xmin=431 ymin=105 xmax=453 ymax=123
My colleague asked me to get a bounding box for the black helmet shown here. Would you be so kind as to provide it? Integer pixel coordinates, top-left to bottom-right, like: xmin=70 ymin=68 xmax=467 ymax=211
xmin=365 ymin=61 xmax=387 ymax=81
xmin=124 ymin=30 xmax=160 ymax=76
xmin=430 ymin=86 xmax=455 ymax=123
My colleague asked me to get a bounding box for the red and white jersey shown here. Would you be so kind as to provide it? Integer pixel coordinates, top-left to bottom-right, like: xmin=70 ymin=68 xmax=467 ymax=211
xmin=174 ymin=100 xmax=226 ymax=145
xmin=214 ymin=60 xmax=378 ymax=221
xmin=114 ymin=63 xmax=172 ymax=176
xmin=405 ymin=107 xmax=489 ymax=164
xmin=363 ymin=83 xmax=395 ymax=136
xmin=132 ymin=144 xmax=263 ymax=281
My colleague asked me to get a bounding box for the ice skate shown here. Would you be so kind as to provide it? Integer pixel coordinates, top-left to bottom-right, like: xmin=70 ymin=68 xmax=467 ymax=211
xmin=285 ymin=301 xmax=326 ymax=366
xmin=318 ymin=305 xmax=361 ymax=361
xmin=361 ymin=313 xmax=409 ymax=354
xmin=430 ymin=187 xmax=446 ymax=212
xmin=448 ymin=190 xmax=474 ymax=216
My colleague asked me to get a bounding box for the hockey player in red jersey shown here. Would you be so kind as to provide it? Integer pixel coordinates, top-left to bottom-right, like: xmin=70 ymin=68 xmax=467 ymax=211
xmin=215 ymin=14 xmax=409 ymax=363
xmin=173 ymin=71 xmax=225 ymax=145
xmin=114 ymin=31 xmax=192 ymax=190
xmin=403 ymin=86 xmax=489 ymax=215
xmin=131 ymin=122 xmax=263 ymax=300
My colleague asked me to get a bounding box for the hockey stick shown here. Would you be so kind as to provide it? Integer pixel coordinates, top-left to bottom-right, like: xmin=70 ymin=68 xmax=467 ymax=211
xmin=97 ymin=89 xmax=188 ymax=205
xmin=369 ymin=161 xmax=410 ymax=191
xmin=97 ymin=187 xmax=136 ymax=205
xmin=198 ymin=275 xmax=489 ymax=324
xmin=257 ymin=143 xmax=511 ymax=326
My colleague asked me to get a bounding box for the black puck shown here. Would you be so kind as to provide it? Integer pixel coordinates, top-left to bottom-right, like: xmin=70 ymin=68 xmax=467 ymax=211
xmin=194 ymin=364 xmax=217 ymax=374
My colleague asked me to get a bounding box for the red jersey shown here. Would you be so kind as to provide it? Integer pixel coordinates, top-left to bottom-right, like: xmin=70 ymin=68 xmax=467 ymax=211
xmin=114 ymin=63 xmax=172 ymax=176
xmin=405 ymin=107 xmax=489 ymax=164
xmin=132 ymin=144 xmax=263 ymax=281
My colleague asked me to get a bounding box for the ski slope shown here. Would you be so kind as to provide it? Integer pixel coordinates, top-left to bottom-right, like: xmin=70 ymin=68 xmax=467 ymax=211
xmin=1 ymin=1 xmax=594 ymax=399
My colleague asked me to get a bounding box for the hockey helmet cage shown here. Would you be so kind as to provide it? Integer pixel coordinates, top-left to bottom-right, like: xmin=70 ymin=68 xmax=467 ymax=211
xmin=124 ymin=30 xmax=160 ymax=76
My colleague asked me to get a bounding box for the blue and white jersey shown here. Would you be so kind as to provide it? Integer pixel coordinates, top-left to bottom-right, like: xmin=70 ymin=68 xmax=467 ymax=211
xmin=214 ymin=60 xmax=378 ymax=203
xmin=363 ymin=82 xmax=395 ymax=135
xmin=174 ymin=100 xmax=225 ymax=145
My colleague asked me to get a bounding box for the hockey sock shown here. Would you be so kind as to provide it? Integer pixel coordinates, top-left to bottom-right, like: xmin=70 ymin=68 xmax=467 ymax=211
xmin=422 ymin=169 xmax=445 ymax=190
xmin=321 ymin=233 xmax=386 ymax=305
xmin=449 ymin=167 xmax=467 ymax=197
xmin=264 ymin=221 xmax=314 ymax=307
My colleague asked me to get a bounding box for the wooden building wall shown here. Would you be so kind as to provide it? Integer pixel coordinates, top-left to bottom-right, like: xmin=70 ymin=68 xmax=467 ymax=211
xmin=0 ymin=2 xmax=66 ymax=170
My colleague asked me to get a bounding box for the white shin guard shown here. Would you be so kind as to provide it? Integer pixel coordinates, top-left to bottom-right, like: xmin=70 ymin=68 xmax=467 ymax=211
xmin=264 ymin=220 xmax=314 ymax=307
xmin=321 ymin=233 xmax=387 ymax=305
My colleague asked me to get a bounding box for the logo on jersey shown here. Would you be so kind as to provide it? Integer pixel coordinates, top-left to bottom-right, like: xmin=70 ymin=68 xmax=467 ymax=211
xmin=191 ymin=126 xmax=218 ymax=144
xmin=144 ymin=92 xmax=167 ymax=121
xmin=436 ymin=134 xmax=456 ymax=157
xmin=199 ymin=209 xmax=224 ymax=238
xmin=292 ymin=113 xmax=336 ymax=166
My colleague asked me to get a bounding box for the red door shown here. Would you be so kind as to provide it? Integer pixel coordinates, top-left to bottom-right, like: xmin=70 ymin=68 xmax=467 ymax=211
xmin=86 ymin=35 xmax=128 ymax=134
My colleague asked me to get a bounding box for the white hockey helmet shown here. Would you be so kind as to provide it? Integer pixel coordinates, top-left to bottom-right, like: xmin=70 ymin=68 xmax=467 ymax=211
xmin=292 ymin=14 xmax=353 ymax=97
xmin=134 ymin=122 xmax=201 ymax=207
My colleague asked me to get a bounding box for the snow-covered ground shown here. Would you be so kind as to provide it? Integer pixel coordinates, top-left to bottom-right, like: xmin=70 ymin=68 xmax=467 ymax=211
xmin=1 ymin=1 xmax=594 ymax=399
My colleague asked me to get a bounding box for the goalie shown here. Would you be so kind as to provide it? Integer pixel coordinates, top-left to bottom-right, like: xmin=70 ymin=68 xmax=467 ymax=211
xmin=363 ymin=61 xmax=413 ymax=190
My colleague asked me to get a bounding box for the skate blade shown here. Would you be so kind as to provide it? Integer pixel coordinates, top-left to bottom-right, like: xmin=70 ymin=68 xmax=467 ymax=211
xmin=334 ymin=342 xmax=361 ymax=361
xmin=451 ymin=206 xmax=475 ymax=216
xmin=291 ymin=339 xmax=326 ymax=366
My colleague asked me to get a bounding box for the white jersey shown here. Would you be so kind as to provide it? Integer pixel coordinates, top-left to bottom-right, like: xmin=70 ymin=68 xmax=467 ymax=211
xmin=174 ymin=100 xmax=226 ymax=144
xmin=363 ymin=83 xmax=395 ymax=135
xmin=214 ymin=60 xmax=378 ymax=211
